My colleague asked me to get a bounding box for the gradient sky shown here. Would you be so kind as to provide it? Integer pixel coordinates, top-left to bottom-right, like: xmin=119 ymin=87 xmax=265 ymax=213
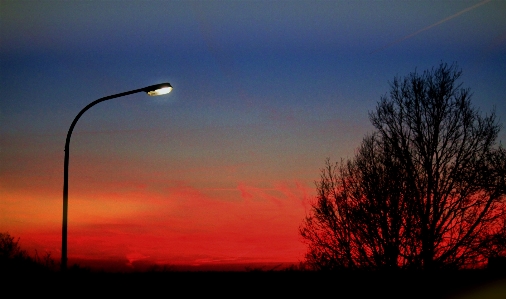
xmin=1 ymin=0 xmax=505 ymax=271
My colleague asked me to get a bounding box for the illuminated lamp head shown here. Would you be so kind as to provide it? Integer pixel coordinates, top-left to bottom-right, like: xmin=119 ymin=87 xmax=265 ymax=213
xmin=145 ymin=83 xmax=173 ymax=96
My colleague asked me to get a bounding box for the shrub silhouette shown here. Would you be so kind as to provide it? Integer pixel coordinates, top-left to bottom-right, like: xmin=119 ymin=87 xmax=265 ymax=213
xmin=0 ymin=232 xmax=46 ymax=273
xmin=0 ymin=232 xmax=72 ymax=273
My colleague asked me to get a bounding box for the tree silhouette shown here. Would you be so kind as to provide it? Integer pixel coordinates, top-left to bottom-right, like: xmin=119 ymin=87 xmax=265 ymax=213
xmin=300 ymin=63 xmax=506 ymax=270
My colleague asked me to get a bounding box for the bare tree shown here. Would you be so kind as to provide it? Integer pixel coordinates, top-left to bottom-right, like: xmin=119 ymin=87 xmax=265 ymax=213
xmin=300 ymin=63 xmax=506 ymax=270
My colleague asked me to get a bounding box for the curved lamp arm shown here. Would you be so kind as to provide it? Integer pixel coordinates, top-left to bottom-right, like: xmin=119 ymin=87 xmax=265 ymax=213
xmin=61 ymin=83 xmax=172 ymax=271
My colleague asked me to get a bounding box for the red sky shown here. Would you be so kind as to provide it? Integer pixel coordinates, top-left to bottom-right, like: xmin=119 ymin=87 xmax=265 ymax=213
xmin=1 ymin=137 xmax=315 ymax=270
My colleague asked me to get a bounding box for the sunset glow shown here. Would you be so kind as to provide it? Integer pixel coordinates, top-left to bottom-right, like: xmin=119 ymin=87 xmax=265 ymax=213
xmin=1 ymin=0 xmax=505 ymax=272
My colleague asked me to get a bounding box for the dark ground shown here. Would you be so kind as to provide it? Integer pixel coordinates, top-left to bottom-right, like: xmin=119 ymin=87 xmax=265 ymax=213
xmin=5 ymin=268 xmax=506 ymax=298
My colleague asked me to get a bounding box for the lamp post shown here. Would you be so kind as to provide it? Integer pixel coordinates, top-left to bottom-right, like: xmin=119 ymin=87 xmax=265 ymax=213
xmin=61 ymin=83 xmax=173 ymax=271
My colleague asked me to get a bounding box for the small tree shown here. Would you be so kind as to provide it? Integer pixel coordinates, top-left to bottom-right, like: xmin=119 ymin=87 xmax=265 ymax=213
xmin=300 ymin=63 xmax=506 ymax=270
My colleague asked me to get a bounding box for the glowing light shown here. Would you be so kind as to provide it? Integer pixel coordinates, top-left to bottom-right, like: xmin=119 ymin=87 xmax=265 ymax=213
xmin=147 ymin=86 xmax=173 ymax=96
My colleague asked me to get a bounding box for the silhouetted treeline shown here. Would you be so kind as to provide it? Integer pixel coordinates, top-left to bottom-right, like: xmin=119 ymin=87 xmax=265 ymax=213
xmin=3 ymin=232 xmax=506 ymax=298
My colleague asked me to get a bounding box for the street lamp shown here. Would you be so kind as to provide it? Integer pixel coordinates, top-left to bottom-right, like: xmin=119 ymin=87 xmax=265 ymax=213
xmin=61 ymin=83 xmax=173 ymax=271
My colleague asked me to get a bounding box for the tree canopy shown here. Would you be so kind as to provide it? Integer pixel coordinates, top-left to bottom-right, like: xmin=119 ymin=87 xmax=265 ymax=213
xmin=300 ymin=62 xmax=506 ymax=270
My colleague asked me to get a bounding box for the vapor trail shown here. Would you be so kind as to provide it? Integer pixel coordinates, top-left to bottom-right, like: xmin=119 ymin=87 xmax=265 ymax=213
xmin=371 ymin=0 xmax=491 ymax=54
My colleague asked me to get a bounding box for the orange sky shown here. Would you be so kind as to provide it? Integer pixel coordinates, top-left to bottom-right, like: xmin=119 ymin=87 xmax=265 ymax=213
xmin=1 ymin=139 xmax=314 ymax=270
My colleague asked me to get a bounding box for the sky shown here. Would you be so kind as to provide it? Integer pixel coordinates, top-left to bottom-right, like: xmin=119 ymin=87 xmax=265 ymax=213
xmin=1 ymin=0 xmax=505 ymax=271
